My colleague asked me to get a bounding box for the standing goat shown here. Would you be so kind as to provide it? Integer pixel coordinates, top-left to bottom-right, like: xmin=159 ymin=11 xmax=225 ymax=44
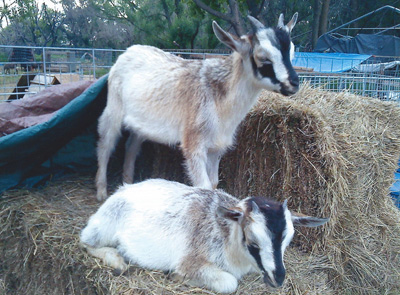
xmin=96 ymin=13 xmax=300 ymax=200
xmin=81 ymin=179 xmax=328 ymax=293
xmin=3 ymin=63 xmax=18 ymax=75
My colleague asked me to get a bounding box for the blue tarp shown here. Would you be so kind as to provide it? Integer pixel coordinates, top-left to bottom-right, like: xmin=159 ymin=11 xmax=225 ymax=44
xmin=390 ymin=160 xmax=400 ymax=208
xmin=315 ymin=34 xmax=400 ymax=57
xmin=293 ymin=52 xmax=372 ymax=73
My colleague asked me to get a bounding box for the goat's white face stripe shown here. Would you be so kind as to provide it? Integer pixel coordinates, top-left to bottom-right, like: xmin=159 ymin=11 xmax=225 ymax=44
xmin=282 ymin=207 xmax=295 ymax=258
xmin=250 ymin=212 xmax=274 ymax=269
xmin=289 ymin=41 xmax=295 ymax=61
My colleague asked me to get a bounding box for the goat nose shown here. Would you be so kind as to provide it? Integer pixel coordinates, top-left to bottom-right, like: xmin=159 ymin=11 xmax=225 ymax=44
xmin=290 ymin=77 xmax=299 ymax=87
xmin=273 ymin=269 xmax=286 ymax=287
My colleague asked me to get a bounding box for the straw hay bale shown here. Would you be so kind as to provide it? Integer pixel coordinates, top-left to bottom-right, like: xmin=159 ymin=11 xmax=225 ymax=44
xmin=1 ymin=85 xmax=400 ymax=294
xmin=221 ymin=85 xmax=400 ymax=294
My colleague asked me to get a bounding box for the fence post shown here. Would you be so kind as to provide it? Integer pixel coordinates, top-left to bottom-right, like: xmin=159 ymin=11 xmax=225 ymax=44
xmin=42 ymin=47 xmax=47 ymax=88
xmin=92 ymin=49 xmax=96 ymax=79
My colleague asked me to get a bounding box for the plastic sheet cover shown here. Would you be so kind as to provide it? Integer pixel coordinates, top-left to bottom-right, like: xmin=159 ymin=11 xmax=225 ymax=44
xmin=293 ymin=52 xmax=371 ymax=73
xmin=0 ymin=75 xmax=108 ymax=194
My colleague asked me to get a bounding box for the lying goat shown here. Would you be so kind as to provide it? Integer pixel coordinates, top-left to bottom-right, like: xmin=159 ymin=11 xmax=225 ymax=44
xmin=95 ymin=13 xmax=300 ymax=200
xmin=81 ymin=179 xmax=328 ymax=293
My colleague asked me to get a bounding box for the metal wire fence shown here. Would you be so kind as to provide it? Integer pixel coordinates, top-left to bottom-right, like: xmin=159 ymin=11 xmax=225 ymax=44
xmin=299 ymin=72 xmax=400 ymax=100
xmin=0 ymin=45 xmax=125 ymax=101
xmin=297 ymin=55 xmax=400 ymax=101
xmin=1 ymin=44 xmax=399 ymax=102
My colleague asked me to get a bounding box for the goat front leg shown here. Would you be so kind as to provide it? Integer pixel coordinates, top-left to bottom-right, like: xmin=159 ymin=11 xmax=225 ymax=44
xmin=175 ymin=259 xmax=238 ymax=294
xmin=184 ymin=150 xmax=212 ymax=189
xmin=122 ymin=132 xmax=143 ymax=184
xmin=206 ymin=150 xmax=223 ymax=189
xmin=182 ymin=134 xmax=212 ymax=189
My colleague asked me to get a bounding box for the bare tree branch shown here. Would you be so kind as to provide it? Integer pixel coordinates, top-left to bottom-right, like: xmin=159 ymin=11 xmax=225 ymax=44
xmin=192 ymin=0 xmax=232 ymax=22
xmin=192 ymin=0 xmax=246 ymax=35
xmin=228 ymin=0 xmax=244 ymax=35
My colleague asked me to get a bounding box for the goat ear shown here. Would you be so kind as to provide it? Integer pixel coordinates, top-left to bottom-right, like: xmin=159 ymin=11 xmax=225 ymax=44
xmin=212 ymin=21 xmax=248 ymax=53
xmin=249 ymin=200 xmax=260 ymax=214
xmin=282 ymin=199 xmax=288 ymax=210
xmin=286 ymin=12 xmax=298 ymax=32
xmin=217 ymin=206 xmax=244 ymax=222
xmin=277 ymin=13 xmax=285 ymax=29
xmin=291 ymin=212 xmax=329 ymax=227
xmin=248 ymin=15 xmax=264 ymax=32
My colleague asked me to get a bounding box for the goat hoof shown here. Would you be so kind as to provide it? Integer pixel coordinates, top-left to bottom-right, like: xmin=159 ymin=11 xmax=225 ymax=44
xmin=96 ymin=193 xmax=107 ymax=202
xmin=112 ymin=267 xmax=126 ymax=276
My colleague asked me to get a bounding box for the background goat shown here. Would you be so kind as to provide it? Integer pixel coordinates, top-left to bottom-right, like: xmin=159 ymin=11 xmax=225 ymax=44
xmin=96 ymin=13 xmax=299 ymax=200
xmin=3 ymin=64 xmax=18 ymax=74
xmin=81 ymin=179 xmax=328 ymax=293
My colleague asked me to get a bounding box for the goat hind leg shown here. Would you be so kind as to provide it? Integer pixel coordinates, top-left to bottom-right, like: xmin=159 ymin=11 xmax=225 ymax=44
xmin=81 ymin=243 xmax=128 ymax=274
xmin=96 ymin=114 xmax=121 ymax=201
xmin=122 ymin=132 xmax=143 ymax=184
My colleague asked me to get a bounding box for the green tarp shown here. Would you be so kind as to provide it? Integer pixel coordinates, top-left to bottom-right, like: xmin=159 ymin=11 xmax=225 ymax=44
xmin=0 ymin=75 xmax=108 ymax=194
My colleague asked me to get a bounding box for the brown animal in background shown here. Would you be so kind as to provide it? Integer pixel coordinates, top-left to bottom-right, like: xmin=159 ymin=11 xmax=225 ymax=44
xmin=3 ymin=64 xmax=18 ymax=74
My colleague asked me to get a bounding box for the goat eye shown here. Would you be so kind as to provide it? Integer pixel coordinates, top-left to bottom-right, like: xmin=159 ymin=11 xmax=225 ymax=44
xmin=250 ymin=242 xmax=260 ymax=249
xmin=258 ymin=57 xmax=271 ymax=64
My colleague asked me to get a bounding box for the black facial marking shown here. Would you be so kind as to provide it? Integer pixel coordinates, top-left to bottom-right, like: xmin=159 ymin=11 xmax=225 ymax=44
xmin=250 ymin=55 xmax=258 ymax=77
xmin=249 ymin=197 xmax=287 ymax=235
xmin=272 ymin=233 xmax=286 ymax=286
xmin=250 ymin=55 xmax=279 ymax=84
xmin=274 ymin=28 xmax=290 ymax=52
xmin=247 ymin=244 xmax=265 ymax=272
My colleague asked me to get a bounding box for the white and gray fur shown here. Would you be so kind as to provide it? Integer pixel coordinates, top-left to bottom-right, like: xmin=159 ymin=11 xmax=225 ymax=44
xmin=95 ymin=13 xmax=300 ymax=200
xmin=81 ymin=179 xmax=328 ymax=293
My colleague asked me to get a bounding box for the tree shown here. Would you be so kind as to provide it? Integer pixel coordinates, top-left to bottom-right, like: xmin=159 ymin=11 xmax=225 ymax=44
xmin=319 ymin=0 xmax=330 ymax=35
xmin=0 ymin=0 xmax=64 ymax=46
xmin=1 ymin=0 xmax=396 ymax=51
xmin=0 ymin=0 xmax=15 ymax=29
xmin=191 ymin=0 xmax=276 ymax=36
xmin=311 ymin=0 xmax=331 ymax=49
xmin=61 ymin=0 xmax=135 ymax=48
xmin=88 ymin=0 xmax=205 ymax=49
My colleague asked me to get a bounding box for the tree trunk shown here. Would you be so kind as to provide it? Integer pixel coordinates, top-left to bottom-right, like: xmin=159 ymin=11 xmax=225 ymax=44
xmin=160 ymin=0 xmax=172 ymax=27
xmin=319 ymin=0 xmax=330 ymax=36
xmin=190 ymin=21 xmax=200 ymax=49
xmin=312 ymin=0 xmax=322 ymax=50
